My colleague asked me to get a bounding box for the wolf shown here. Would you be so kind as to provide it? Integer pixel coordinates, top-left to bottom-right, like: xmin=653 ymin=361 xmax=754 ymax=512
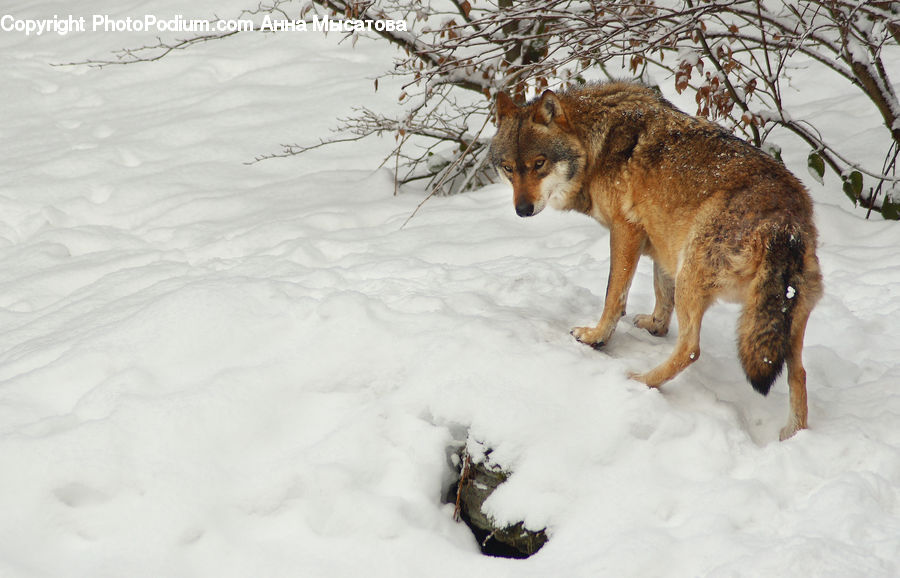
xmin=489 ymin=81 xmax=823 ymax=440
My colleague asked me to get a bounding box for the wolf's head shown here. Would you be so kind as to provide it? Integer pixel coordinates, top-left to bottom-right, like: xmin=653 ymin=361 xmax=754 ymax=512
xmin=489 ymin=90 xmax=585 ymax=217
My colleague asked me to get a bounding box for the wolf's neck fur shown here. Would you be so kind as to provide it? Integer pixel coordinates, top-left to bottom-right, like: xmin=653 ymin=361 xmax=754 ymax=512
xmin=569 ymin=183 xmax=592 ymax=215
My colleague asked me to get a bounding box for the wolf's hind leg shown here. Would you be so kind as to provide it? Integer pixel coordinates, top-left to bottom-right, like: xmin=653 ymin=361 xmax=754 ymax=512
xmin=630 ymin=258 xmax=711 ymax=387
xmin=634 ymin=261 xmax=675 ymax=337
xmin=780 ymin=301 xmax=813 ymax=441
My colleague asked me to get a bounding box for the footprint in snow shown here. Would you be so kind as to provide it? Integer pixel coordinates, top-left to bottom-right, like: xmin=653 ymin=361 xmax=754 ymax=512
xmin=53 ymin=483 xmax=110 ymax=508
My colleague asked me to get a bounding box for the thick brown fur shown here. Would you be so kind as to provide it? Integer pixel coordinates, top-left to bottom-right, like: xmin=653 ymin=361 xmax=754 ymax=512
xmin=490 ymin=82 xmax=823 ymax=440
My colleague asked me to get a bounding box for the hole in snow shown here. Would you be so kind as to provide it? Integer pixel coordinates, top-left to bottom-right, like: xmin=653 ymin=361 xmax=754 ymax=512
xmin=444 ymin=437 xmax=548 ymax=559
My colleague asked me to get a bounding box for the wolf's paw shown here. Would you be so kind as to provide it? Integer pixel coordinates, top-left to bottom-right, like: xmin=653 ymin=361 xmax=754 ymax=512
xmin=570 ymin=326 xmax=607 ymax=350
xmin=779 ymin=422 xmax=806 ymax=441
xmin=779 ymin=426 xmax=797 ymax=441
xmin=633 ymin=314 xmax=668 ymax=337
xmin=627 ymin=369 xmax=665 ymax=389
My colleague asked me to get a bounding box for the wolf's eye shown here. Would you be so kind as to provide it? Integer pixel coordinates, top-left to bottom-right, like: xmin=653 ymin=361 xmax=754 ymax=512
xmin=502 ymin=164 xmax=513 ymax=173
xmin=534 ymin=159 xmax=545 ymax=170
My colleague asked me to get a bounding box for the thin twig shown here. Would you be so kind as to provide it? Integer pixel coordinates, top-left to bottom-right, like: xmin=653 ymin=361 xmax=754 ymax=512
xmin=398 ymin=109 xmax=493 ymax=230
xmin=453 ymin=446 xmax=472 ymax=523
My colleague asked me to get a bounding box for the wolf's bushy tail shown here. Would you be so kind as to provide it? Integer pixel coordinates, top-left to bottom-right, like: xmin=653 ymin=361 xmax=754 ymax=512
xmin=738 ymin=229 xmax=806 ymax=396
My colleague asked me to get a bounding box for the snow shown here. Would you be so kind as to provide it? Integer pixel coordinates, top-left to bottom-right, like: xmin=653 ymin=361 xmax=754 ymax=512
xmin=1 ymin=1 xmax=900 ymax=577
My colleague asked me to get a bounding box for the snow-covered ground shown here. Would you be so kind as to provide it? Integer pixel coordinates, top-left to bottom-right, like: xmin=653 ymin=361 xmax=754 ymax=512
xmin=1 ymin=2 xmax=899 ymax=577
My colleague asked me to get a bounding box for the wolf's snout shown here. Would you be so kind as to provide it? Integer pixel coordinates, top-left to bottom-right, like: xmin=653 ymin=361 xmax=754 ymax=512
xmin=515 ymin=202 xmax=535 ymax=217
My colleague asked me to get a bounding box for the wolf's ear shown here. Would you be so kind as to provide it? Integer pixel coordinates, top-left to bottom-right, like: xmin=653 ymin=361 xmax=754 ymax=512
xmin=496 ymin=91 xmax=517 ymax=124
xmin=533 ymin=90 xmax=570 ymax=130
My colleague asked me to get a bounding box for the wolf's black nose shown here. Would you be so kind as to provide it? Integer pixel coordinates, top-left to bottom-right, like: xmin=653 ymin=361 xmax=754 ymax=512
xmin=515 ymin=202 xmax=534 ymax=217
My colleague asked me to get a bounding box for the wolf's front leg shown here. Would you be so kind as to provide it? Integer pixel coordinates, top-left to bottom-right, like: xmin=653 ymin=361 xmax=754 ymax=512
xmin=572 ymin=220 xmax=645 ymax=349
